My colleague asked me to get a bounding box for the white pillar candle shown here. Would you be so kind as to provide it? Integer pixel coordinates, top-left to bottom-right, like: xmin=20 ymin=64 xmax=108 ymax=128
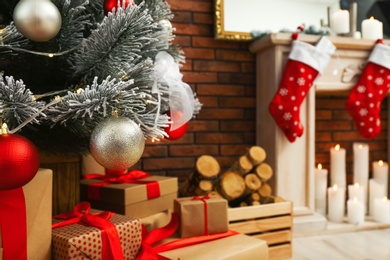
xmin=331 ymin=10 xmax=350 ymax=34
xmin=353 ymin=143 xmax=369 ymax=209
xmin=373 ymin=197 xmax=390 ymax=223
xmin=373 ymin=160 xmax=388 ymax=195
xmin=348 ymin=182 xmax=365 ymax=205
xmin=328 ymin=184 xmax=345 ymax=223
xmin=330 ymin=144 xmax=346 ymax=189
xmin=369 ymin=179 xmax=385 ymax=216
xmin=347 ymin=197 xmax=365 ymax=225
xmin=315 ymin=163 xmax=328 ymax=215
xmin=362 ymin=17 xmax=383 ymax=40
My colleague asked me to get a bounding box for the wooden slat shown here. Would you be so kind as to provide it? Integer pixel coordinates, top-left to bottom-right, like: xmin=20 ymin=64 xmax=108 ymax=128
xmin=253 ymin=230 xmax=292 ymax=246
xmin=228 ymin=201 xmax=292 ymax=221
xmin=268 ymin=244 xmax=292 ymax=260
xmin=229 ymin=216 xmax=292 ymax=234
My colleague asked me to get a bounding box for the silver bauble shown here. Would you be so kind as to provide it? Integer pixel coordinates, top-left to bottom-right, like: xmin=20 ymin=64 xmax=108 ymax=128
xmin=13 ymin=0 xmax=62 ymax=42
xmin=159 ymin=19 xmax=172 ymax=32
xmin=89 ymin=117 xmax=145 ymax=170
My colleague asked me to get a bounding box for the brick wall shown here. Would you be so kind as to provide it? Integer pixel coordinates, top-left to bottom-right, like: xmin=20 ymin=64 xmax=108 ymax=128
xmin=139 ymin=0 xmax=388 ymax=187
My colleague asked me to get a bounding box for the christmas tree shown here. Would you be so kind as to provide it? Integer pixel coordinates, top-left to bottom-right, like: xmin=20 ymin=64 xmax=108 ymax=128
xmin=0 ymin=0 xmax=201 ymax=154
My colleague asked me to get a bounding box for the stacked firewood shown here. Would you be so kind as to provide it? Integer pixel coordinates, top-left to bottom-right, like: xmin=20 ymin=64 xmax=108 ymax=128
xmin=179 ymin=146 xmax=284 ymax=207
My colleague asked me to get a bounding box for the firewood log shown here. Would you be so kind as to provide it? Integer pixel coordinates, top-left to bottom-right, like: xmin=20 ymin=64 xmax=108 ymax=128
xmin=254 ymin=162 xmax=273 ymax=182
xmin=246 ymin=146 xmax=266 ymax=166
xmin=216 ymin=171 xmax=246 ymax=201
xmin=228 ymin=155 xmax=253 ymax=175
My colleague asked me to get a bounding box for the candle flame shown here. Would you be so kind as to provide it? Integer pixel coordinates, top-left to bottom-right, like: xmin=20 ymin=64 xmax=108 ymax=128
xmin=335 ymin=144 xmax=340 ymax=151
xmin=358 ymin=144 xmax=363 ymax=149
xmin=318 ymin=163 xmax=322 ymax=170
xmin=370 ymin=16 xmax=374 ymax=20
xmin=1 ymin=123 xmax=9 ymax=134
xmin=383 ymin=197 xmax=388 ymax=202
xmin=354 ymin=182 xmax=359 ymax=188
xmin=333 ymin=184 xmax=338 ymax=191
xmin=379 ymin=160 xmax=384 ymax=166
xmin=353 ymin=197 xmax=358 ymax=203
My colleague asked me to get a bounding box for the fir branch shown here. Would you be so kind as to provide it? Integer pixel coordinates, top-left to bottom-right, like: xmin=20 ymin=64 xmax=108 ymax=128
xmin=0 ymin=23 xmax=29 ymax=52
xmin=0 ymin=73 xmax=45 ymax=129
xmin=69 ymin=4 xmax=157 ymax=81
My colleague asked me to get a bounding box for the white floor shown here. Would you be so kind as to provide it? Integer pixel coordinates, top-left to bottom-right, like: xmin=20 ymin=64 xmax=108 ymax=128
xmin=290 ymin=228 xmax=390 ymax=260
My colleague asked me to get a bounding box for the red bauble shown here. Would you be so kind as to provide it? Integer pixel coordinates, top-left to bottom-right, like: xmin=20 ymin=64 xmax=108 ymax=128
xmin=164 ymin=111 xmax=188 ymax=140
xmin=0 ymin=133 xmax=40 ymax=190
xmin=104 ymin=0 xmax=133 ymax=15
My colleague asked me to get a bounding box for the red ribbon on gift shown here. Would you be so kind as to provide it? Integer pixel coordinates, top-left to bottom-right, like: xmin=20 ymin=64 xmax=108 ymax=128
xmin=135 ymin=212 xmax=238 ymax=260
xmin=0 ymin=188 xmax=28 ymax=260
xmin=192 ymin=194 xmax=211 ymax=235
xmin=84 ymin=169 xmax=161 ymax=201
xmin=52 ymin=202 xmax=124 ymax=260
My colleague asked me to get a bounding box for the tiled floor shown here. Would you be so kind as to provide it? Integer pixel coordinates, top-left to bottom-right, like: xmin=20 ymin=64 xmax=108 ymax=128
xmin=290 ymin=228 xmax=390 ymax=259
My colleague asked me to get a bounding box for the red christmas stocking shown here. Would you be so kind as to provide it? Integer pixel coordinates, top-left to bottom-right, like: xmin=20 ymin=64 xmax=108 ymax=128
xmin=346 ymin=42 xmax=390 ymax=139
xmin=269 ymin=35 xmax=336 ymax=142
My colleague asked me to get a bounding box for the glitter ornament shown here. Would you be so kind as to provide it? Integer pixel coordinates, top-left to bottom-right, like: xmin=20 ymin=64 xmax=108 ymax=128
xmin=104 ymin=0 xmax=134 ymax=15
xmin=13 ymin=0 xmax=62 ymax=42
xmin=0 ymin=125 xmax=40 ymax=190
xmin=89 ymin=117 xmax=145 ymax=171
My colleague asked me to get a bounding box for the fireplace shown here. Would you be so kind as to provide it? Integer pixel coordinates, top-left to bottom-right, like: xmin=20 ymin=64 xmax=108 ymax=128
xmin=250 ymin=33 xmax=389 ymax=224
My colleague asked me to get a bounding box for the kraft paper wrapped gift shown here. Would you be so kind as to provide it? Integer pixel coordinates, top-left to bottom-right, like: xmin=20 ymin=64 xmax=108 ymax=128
xmin=174 ymin=196 xmax=229 ymax=238
xmin=0 ymin=168 xmax=53 ymax=260
xmin=52 ymin=204 xmax=142 ymax=259
xmin=158 ymin=233 xmax=269 ymax=260
xmin=80 ymin=175 xmax=178 ymax=218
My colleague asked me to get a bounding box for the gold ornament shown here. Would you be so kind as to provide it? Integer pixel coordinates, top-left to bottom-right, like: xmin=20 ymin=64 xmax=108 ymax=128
xmin=13 ymin=0 xmax=62 ymax=42
xmin=89 ymin=117 xmax=145 ymax=170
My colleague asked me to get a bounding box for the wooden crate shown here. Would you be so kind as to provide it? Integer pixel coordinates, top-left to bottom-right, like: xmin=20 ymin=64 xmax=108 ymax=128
xmin=228 ymin=201 xmax=293 ymax=260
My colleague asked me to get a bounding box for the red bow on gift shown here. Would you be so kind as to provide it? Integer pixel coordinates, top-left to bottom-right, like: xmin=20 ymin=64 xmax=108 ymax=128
xmin=52 ymin=202 xmax=124 ymax=260
xmin=84 ymin=169 xmax=161 ymax=200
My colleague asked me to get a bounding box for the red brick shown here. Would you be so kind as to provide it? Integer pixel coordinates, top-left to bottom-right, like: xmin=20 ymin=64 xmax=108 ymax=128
xmin=193 ymin=60 xmax=241 ymax=72
xmin=171 ymin=11 xmax=192 ymax=23
xmin=168 ymin=0 xmax=212 ymax=12
xmin=244 ymin=109 xmax=256 ymax=120
xmin=218 ymin=73 xmax=255 ymax=85
xmin=169 ymin=145 xmax=219 ymax=156
xmin=182 ymin=72 xmax=217 ymax=83
xmin=167 ymin=169 xmax=195 ymax=182
xmin=241 ymin=62 xmax=255 ymax=73
xmin=220 ymin=97 xmax=255 ymax=108
xmin=143 ymin=157 xmax=195 ymax=170
xmin=174 ymin=23 xmax=213 ymax=36
xmin=187 ymin=120 xmax=219 ymax=131
xmin=182 ymin=47 xmax=215 ymax=59
xmin=197 ymin=108 xmax=244 ymax=119
xmin=193 ymin=13 xmax=213 ymax=24
xmin=245 ymin=86 xmax=256 ymax=96
xmin=197 ymin=84 xmax=245 ymax=96
xmin=315 ymin=110 xmax=332 ymax=120
xmin=220 ymin=145 xmax=251 ymax=156
xmin=192 ymin=37 xmax=241 ymax=49
xmin=216 ymin=50 xmax=255 ymax=61
xmin=315 ymin=132 xmax=332 ymax=142
xmin=180 ymin=59 xmax=193 ymax=71
xmin=316 ymin=121 xmax=353 ymax=131
xmin=220 ymin=120 xmax=255 ymax=131
xmin=196 ymin=133 xmax=244 ymax=144
xmin=143 ymin=145 xmax=168 ymax=157
xmin=146 ymin=133 xmax=194 ymax=145
xmin=172 ymin=36 xmax=191 ymax=47
xmin=316 ymin=97 xmax=346 ymax=109
xmin=198 ymin=96 xmax=218 ymax=107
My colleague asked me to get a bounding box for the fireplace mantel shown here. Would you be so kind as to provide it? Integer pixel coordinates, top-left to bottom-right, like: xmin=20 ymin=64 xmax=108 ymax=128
xmin=251 ymin=33 xmax=390 ymax=226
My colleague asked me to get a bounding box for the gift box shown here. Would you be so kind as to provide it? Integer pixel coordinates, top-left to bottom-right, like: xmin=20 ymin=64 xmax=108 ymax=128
xmin=52 ymin=203 xmax=142 ymax=260
xmin=80 ymin=174 xmax=178 ymax=218
xmin=0 ymin=168 xmax=53 ymax=260
xmin=141 ymin=210 xmax=172 ymax=233
xmin=158 ymin=233 xmax=269 ymax=260
xmin=174 ymin=195 xmax=229 ymax=238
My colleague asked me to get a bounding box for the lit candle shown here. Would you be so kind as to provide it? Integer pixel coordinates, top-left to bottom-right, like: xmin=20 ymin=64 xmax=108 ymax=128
xmin=353 ymin=143 xmax=369 ymax=209
xmin=373 ymin=160 xmax=388 ymax=195
xmin=348 ymin=182 xmax=365 ymax=204
xmin=328 ymin=184 xmax=345 ymax=223
xmin=315 ymin=163 xmax=328 ymax=215
xmin=373 ymin=197 xmax=390 ymax=223
xmin=362 ymin=17 xmax=383 ymax=40
xmin=369 ymin=179 xmax=385 ymax=216
xmin=331 ymin=10 xmax=350 ymax=34
xmin=347 ymin=197 xmax=365 ymax=225
xmin=330 ymin=144 xmax=346 ymax=189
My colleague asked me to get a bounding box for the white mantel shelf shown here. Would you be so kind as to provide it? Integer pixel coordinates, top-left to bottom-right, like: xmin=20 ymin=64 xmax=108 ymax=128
xmin=251 ymin=33 xmax=390 ymax=232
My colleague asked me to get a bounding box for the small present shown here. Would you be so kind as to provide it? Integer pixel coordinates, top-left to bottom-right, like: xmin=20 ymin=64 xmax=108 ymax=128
xmin=52 ymin=202 xmax=142 ymax=260
xmin=174 ymin=195 xmax=229 ymax=238
xmin=0 ymin=168 xmax=52 ymax=260
xmin=158 ymin=233 xmax=269 ymax=260
xmin=80 ymin=170 xmax=178 ymax=218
